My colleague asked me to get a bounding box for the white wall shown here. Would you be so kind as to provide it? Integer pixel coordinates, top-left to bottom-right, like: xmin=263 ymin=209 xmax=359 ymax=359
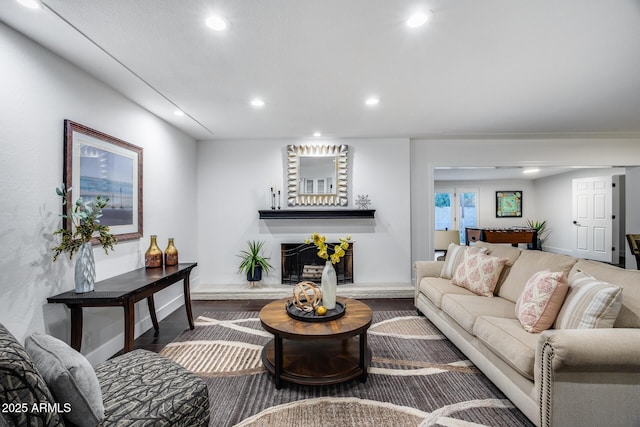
xmin=624 ymin=167 xmax=640 ymax=269
xmin=411 ymin=138 xmax=640 ymax=266
xmin=196 ymin=138 xmax=412 ymax=288
xmin=0 ymin=23 xmax=198 ymax=364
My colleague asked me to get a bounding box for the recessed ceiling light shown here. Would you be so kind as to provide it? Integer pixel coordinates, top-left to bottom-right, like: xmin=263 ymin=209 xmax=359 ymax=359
xmin=523 ymin=168 xmax=541 ymax=174
xmin=406 ymin=11 xmax=432 ymax=28
xmin=174 ymin=110 xmax=185 ymax=116
xmin=17 ymin=0 xmax=41 ymax=9
xmin=313 ymin=132 xmax=322 ymax=137
xmin=250 ymin=98 xmax=265 ymax=108
xmin=365 ymin=97 xmax=380 ymax=106
xmin=205 ymin=15 xmax=227 ymax=31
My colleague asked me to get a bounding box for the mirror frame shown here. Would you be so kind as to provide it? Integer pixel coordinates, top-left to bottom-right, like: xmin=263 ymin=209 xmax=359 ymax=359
xmin=287 ymin=144 xmax=348 ymax=206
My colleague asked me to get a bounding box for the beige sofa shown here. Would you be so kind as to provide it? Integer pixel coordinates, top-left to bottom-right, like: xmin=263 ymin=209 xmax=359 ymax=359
xmin=414 ymin=242 xmax=640 ymax=427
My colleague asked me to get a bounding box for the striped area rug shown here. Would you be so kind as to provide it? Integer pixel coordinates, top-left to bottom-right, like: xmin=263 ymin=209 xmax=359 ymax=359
xmin=160 ymin=310 xmax=533 ymax=427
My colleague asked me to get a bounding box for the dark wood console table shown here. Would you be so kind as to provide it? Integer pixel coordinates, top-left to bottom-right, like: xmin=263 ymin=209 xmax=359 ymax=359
xmin=48 ymin=262 xmax=197 ymax=353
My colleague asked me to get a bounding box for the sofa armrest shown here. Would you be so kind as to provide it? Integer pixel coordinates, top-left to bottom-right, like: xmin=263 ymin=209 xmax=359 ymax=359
xmin=536 ymin=328 xmax=640 ymax=427
xmin=413 ymin=261 xmax=444 ymax=299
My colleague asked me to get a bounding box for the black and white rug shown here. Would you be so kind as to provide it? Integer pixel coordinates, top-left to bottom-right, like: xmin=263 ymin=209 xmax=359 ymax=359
xmin=160 ymin=310 xmax=533 ymax=426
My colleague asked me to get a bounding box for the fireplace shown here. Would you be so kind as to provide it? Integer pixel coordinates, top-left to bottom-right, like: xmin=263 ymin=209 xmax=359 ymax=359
xmin=281 ymin=243 xmax=354 ymax=285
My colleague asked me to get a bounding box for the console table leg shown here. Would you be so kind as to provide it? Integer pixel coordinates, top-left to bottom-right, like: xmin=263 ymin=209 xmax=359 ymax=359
xmin=183 ymin=271 xmax=195 ymax=330
xmin=69 ymin=306 xmax=83 ymax=352
xmin=147 ymin=296 xmax=159 ymax=331
xmin=123 ymin=299 xmax=135 ymax=353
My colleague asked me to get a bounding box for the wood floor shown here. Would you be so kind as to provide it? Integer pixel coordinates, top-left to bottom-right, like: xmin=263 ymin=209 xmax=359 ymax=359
xmin=131 ymin=298 xmax=415 ymax=354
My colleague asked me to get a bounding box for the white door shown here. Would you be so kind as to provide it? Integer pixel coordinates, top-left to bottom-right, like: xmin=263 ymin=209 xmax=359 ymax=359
xmin=435 ymin=187 xmax=479 ymax=245
xmin=572 ymin=176 xmax=614 ymax=262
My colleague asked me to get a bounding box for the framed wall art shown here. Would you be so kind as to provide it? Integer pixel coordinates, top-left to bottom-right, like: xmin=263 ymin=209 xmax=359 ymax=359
xmin=496 ymin=191 xmax=522 ymax=218
xmin=63 ymin=120 xmax=143 ymax=241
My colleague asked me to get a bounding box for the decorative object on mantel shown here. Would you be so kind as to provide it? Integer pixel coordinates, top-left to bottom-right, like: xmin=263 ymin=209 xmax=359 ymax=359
xmin=305 ymin=232 xmax=352 ymax=310
xmin=237 ymin=240 xmax=273 ymax=287
xmin=258 ymin=209 xmax=375 ymax=219
xmin=164 ymin=237 xmax=179 ymax=266
xmin=270 ymin=186 xmax=282 ymax=210
xmin=145 ymin=235 xmax=163 ymax=268
xmin=52 ymin=184 xmax=117 ymax=293
xmin=355 ymin=194 xmax=372 ymax=210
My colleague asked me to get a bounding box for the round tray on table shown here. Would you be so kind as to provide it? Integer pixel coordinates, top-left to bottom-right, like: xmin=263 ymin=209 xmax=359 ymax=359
xmin=286 ymin=301 xmax=346 ymax=322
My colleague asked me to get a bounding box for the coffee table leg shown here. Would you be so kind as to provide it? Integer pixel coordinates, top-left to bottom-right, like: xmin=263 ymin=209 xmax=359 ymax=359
xmin=359 ymin=331 xmax=368 ymax=383
xmin=274 ymin=335 xmax=283 ymax=389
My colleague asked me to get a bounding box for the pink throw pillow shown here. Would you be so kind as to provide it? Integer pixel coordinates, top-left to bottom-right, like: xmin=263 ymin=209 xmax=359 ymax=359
xmin=451 ymin=250 xmax=507 ymax=297
xmin=516 ymin=270 xmax=568 ymax=333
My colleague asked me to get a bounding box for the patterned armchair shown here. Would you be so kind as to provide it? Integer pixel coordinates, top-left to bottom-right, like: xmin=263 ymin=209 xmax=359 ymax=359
xmin=0 ymin=323 xmax=209 ymax=426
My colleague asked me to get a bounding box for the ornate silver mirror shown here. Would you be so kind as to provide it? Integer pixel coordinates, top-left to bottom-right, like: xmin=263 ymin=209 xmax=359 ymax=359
xmin=287 ymin=144 xmax=348 ymax=206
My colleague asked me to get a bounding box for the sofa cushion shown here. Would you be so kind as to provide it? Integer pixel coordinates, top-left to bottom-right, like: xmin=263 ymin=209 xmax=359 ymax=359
xmin=515 ymin=270 xmax=568 ymax=333
xmin=451 ymin=250 xmax=507 ymax=296
xmin=440 ymin=244 xmax=486 ymax=279
xmin=419 ymin=276 xmax=475 ymax=308
xmin=0 ymin=324 xmax=64 ymax=427
xmin=25 ymin=333 xmax=104 ymax=427
xmin=570 ymin=260 xmax=640 ymax=328
xmin=473 ymin=316 xmax=538 ymax=380
xmin=441 ymin=294 xmax=517 ymax=334
xmin=555 ymin=270 xmax=622 ymax=329
xmin=498 ymin=250 xmax=577 ymax=303
xmin=472 ymin=242 xmax=523 ymax=293
xmin=95 ymin=349 xmax=209 ymax=427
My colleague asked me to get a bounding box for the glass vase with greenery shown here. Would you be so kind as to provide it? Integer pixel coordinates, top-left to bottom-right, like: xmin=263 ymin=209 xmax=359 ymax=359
xmin=52 ymin=184 xmax=117 ymax=261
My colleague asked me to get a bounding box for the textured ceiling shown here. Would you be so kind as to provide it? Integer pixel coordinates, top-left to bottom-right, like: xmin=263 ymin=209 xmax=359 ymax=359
xmin=2 ymin=0 xmax=640 ymax=141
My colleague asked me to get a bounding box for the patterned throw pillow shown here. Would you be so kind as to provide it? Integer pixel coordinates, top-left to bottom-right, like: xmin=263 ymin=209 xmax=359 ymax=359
xmin=440 ymin=244 xmax=487 ymax=279
xmin=451 ymin=249 xmax=507 ymax=296
xmin=516 ymin=270 xmax=568 ymax=333
xmin=554 ymin=270 xmax=623 ymax=329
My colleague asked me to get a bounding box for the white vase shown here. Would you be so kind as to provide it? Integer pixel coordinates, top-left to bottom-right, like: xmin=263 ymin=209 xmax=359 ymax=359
xmin=321 ymin=260 xmax=337 ymax=310
xmin=75 ymin=242 xmax=96 ymax=293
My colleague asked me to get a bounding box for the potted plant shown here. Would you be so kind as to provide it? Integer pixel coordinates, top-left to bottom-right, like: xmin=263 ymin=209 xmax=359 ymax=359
xmin=52 ymin=184 xmax=117 ymax=293
xmin=237 ymin=240 xmax=273 ymax=287
xmin=525 ymin=219 xmax=549 ymax=250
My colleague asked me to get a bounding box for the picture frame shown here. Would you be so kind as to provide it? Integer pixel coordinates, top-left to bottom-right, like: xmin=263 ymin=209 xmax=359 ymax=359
xmin=496 ymin=191 xmax=522 ymax=218
xmin=63 ymin=120 xmax=143 ymax=241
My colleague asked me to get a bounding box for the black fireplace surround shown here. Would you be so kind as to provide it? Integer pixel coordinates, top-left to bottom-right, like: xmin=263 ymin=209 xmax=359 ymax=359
xmin=281 ymin=243 xmax=354 ymax=285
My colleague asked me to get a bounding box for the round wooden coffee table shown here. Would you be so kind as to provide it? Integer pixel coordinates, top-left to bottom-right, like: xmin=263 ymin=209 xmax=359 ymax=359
xmin=259 ymin=296 xmax=372 ymax=389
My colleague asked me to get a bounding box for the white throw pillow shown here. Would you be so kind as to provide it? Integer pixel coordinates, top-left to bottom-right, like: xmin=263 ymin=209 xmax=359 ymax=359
xmin=554 ymin=270 xmax=623 ymax=329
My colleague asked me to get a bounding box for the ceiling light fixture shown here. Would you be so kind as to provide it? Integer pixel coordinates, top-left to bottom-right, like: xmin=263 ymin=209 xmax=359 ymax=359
xmin=17 ymin=0 xmax=42 ymax=9
xmin=365 ymin=97 xmax=380 ymax=106
xmin=205 ymin=15 xmax=227 ymax=31
xmin=250 ymin=98 xmax=265 ymax=108
xmin=174 ymin=110 xmax=185 ymax=116
xmin=406 ymin=11 xmax=432 ymax=28
xmin=523 ymin=168 xmax=541 ymax=174
xmin=313 ymin=132 xmax=322 ymax=137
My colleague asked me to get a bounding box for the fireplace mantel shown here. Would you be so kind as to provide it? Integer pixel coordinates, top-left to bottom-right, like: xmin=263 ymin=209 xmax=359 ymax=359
xmin=259 ymin=209 xmax=375 ymax=220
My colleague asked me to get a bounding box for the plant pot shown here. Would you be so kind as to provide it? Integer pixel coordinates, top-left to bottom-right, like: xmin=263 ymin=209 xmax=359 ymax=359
xmin=247 ymin=265 xmax=263 ymax=284
xmin=74 ymin=242 xmax=95 ymax=293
